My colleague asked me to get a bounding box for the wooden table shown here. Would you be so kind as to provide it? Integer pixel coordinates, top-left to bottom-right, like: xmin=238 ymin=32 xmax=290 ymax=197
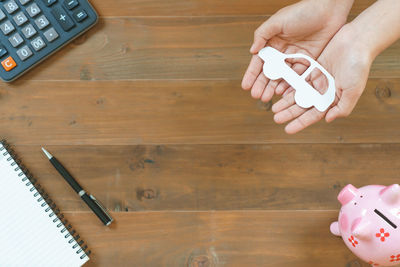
xmin=0 ymin=0 xmax=398 ymax=266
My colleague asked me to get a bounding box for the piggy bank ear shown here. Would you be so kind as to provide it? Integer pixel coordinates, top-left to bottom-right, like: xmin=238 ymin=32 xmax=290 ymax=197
xmin=338 ymin=184 xmax=358 ymax=205
xmin=330 ymin=222 xmax=341 ymax=236
xmin=380 ymin=184 xmax=400 ymax=204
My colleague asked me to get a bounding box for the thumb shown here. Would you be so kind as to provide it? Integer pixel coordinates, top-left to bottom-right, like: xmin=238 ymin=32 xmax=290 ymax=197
xmin=325 ymin=90 xmax=361 ymax=123
xmin=250 ymin=18 xmax=281 ymax=54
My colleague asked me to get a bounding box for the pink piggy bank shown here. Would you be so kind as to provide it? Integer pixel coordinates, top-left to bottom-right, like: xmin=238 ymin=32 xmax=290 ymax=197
xmin=331 ymin=184 xmax=400 ymax=266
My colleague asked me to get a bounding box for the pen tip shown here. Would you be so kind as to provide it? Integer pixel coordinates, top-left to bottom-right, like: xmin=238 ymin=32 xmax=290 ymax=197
xmin=41 ymin=147 xmax=53 ymax=159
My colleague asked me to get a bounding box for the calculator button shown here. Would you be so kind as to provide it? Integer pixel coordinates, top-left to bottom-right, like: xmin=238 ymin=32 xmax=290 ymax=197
xmin=72 ymin=9 xmax=87 ymax=22
xmin=34 ymin=15 xmax=49 ymax=29
xmin=51 ymin=7 xmax=75 ymax=31
xmin=1 ymin=56 xmax=16 ymax=71
xmin=4 ymin=0 xmax=19 ymax=14
xmin=18 ymin=0 xmax=31 ymax=5
xmin=0 ymin=9 xmax=6 ymax=21
xmin=42 ymin=0 xmax=57 ymax=7
xmin=64 ymin=0 xmax=78 ymax=10
xmin=13 ymin=11 xmax=28 ymax=26
xmin=26 ymin=3 xmax=41 ymax=17
xmin=16 ymin=45 xmax=32 ymax=60
xmin=0 ymin=20 xmax=15 ymax=35
xmin=0 ymin=45 xmax=8 ymax=57
xmin=43 ymin=27 xmax=58 ymax=42
xmin=31 ymin=36 xmax=46 ymax=51
xmin=22 ymin=23 xmax=36 ymax=38
xmin=9 ymin=32 xmax=23 ymax=47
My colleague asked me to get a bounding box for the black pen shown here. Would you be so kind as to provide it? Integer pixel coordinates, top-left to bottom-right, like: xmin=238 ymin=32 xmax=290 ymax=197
xmin=42 ymin=148 xmax=113 ymax=226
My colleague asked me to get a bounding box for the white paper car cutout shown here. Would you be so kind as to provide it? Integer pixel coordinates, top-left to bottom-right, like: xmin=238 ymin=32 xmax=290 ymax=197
xmin=258 ymin=47 xmax=336 ymax=112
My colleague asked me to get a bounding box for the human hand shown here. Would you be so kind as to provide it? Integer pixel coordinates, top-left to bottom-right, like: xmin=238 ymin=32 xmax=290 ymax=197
xmin=271 ymin=24 xmax=373 ymax=134
xmin=241 ymin=0 xmax=354 ymax=102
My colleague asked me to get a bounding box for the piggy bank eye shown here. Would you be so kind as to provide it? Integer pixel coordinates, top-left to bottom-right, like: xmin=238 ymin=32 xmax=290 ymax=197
xmin=360 ymin=195 xmax=363 ymax=198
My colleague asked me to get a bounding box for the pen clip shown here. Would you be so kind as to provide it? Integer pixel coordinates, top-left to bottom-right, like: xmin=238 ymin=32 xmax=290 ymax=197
xmin=90 ymin=195 xmax=114 ymax=225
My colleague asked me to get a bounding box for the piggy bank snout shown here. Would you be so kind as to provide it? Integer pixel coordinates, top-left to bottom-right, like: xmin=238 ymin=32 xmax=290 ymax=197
xmin=338 ymin=184 xmax=358 ymax=205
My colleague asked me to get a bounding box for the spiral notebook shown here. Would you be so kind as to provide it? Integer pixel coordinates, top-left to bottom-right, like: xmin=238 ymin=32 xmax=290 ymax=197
xmin=0 ymin=141 xmax=90 ymax=267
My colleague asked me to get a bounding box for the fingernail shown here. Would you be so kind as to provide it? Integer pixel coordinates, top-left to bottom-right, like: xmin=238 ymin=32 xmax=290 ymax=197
xmin=273 ymin=114 xmax=281 ymax=124
xmin=250 ymin=44 xmax=256 ymax=53
xmin=271 ymin=104 xmax=278 ymax=113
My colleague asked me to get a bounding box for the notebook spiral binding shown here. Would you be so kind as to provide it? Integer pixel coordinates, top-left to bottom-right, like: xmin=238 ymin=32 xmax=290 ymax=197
xmin=0 ymin=140 xmax=91 ymax=260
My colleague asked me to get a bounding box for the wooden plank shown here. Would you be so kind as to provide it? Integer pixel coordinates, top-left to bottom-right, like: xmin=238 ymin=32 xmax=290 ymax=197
xmin=17 ymin=17 xmax=400 ymax=81
xmin=92 ymin=0 xmax=375 ymax=16
xmin=0 ymin=79 xmax=399 ymax=144
xmin=9 ymin=143 xmax=400 ymax=212
xmin=65 ymin=211 xmax=369 ymax=267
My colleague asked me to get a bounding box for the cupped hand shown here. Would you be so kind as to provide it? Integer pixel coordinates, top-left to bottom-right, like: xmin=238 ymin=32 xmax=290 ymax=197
xmin=241 ymin=0 xmax=353 ymax=102
xmin=272 ymin=24 xmax=373 ymax=134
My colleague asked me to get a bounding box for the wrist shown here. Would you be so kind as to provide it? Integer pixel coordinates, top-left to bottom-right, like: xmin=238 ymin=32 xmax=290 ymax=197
xmin=313 ymin=0 xmax=354 ymax=15
xmin=345 ymin=0 xmax=400 ymax=60
xmin=345 ymin=21 xmax=378 ymax=62
xmin=329 ymin=0 xmax=355 ymax=9
xmin=307 ymin=0 xmax=354 ymax=26
xmin=337 ymin=23 xmax=375 ymax=66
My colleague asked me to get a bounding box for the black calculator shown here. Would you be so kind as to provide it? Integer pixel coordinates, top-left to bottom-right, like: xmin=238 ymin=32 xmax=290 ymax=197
xmin=0 ymin=0 xmax=97 ymax=81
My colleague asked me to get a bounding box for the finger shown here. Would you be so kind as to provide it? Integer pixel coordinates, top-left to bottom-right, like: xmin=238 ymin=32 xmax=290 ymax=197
xmin=273 ymin=104 xmax=307 ymax=124
xmin=308 ymin=68 xmax=329 ymax=95
xmin=274 ymin=60 xmax=292 ymax=96
xmin=260 ymin=80 xmax=274 ymax=102
xmin=275 ymin=63 xmax=308 ymax=95
xmin=325 ymin=90 xmax=361 ymax=123
xmin=250 ymin=18 xmax=281 ymax=54
xmin=271 ymin=90 xmax=295 ymax=113
xmin=242 ymin=55 xmax=263 ymax=90
xmin=285 ymin=108 xmax=325 ymax=134
xmin=275 ymin=80 xmax=290 ymax=95
xmin=264 ymin=79 xmax=280 ymax=98
xmin=282 ymin=87 xmax=294 ymax=96
xmin=292 ymin=62 xmax=309 ymax=76
xmin=251 ymin=73 xmax=269 ymax=99
xmin=285 ymin=57 xmax=312 ymax=67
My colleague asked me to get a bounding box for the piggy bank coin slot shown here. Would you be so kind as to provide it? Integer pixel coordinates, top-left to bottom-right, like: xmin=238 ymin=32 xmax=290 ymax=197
xmin=374 ymin=209 xmax=397 ymax=229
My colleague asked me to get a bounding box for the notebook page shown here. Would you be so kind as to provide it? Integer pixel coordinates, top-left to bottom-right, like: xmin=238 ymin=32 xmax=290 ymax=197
xmin=0 ymin=144 xmax=89 ymax=267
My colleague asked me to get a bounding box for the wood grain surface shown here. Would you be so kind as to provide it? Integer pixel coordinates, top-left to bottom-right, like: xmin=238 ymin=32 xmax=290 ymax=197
xmin=0 ymin=0 xmax=398 ymax=266
xmin=90 ymin=0 xmax=376 ymax=16
xmin=13 ymin=17 xmax=400 ymax=81
xmin=11 ymin=143 xmax=400 ymax=212
xmin=0 ymin=79 xmax=398 ymax=144
xmin=65 ymin=211 xmax=370 ymax=267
